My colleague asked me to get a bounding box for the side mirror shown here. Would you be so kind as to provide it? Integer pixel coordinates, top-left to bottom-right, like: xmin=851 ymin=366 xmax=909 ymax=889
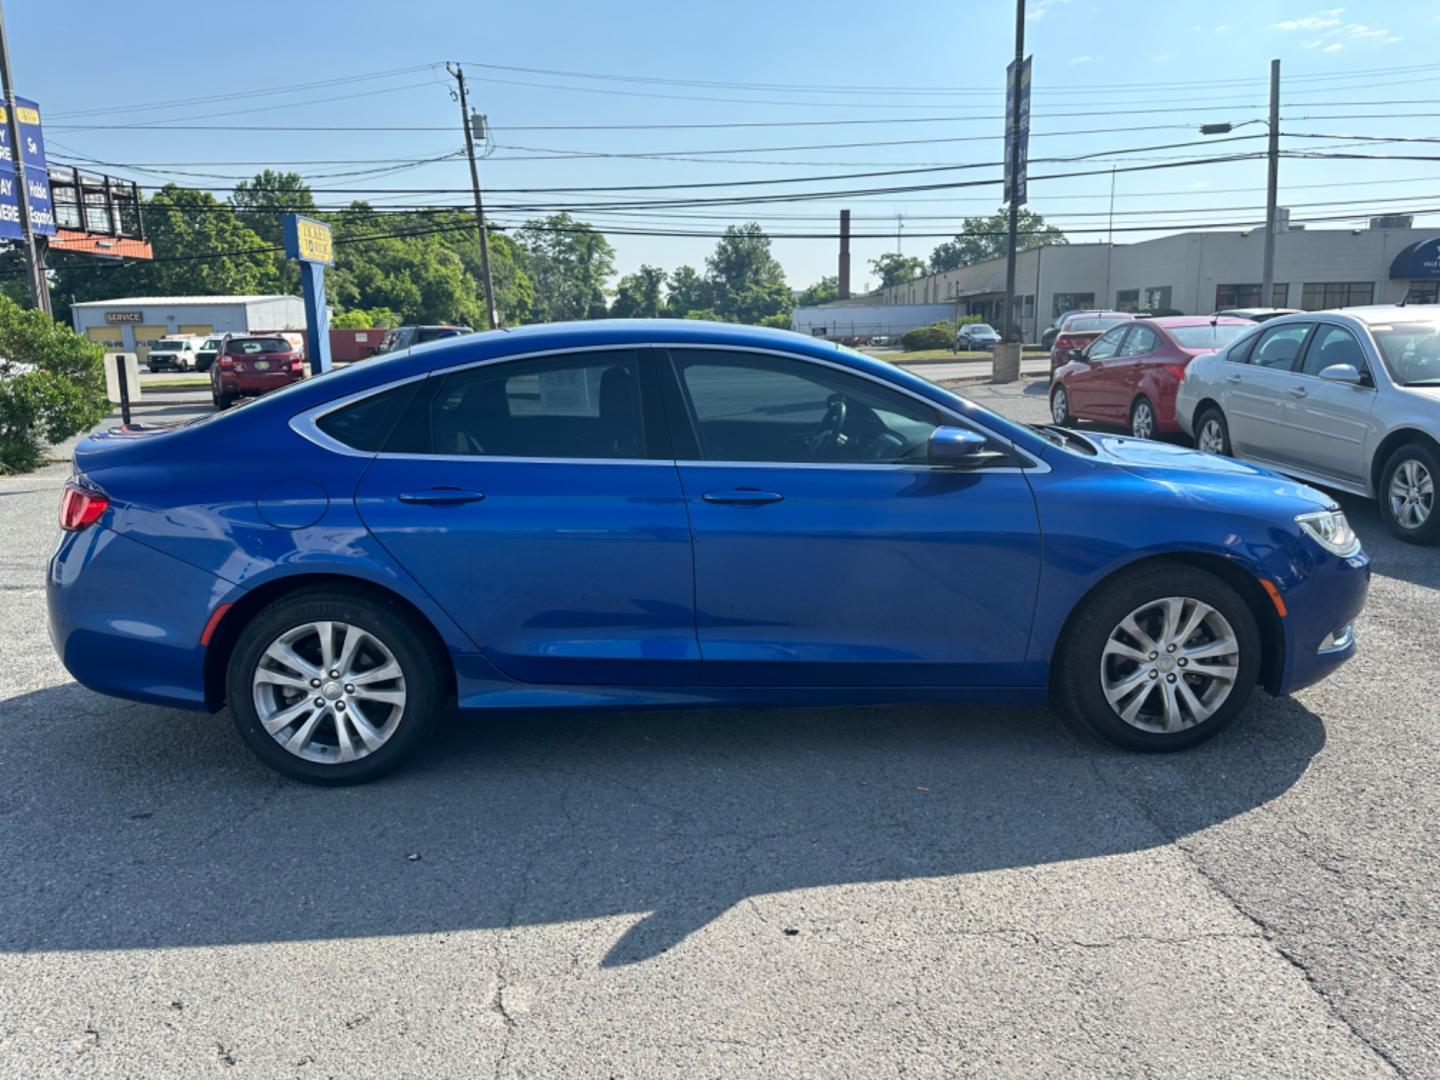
xmin=1069 ymin=348 xmax=1087 ymax=363
xmin=1317 ymin=363 xmax=1363 ymax=386
xmin=928 ymin=426 xmax=997 ymax=467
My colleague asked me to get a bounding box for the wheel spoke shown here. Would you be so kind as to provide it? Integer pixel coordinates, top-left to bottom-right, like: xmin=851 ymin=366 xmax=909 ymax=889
xmin=1159 ymin=680 xmax=1184 ymax=731
xmin=333 ymin=710 xmax=357 ymax=763
xmin=1158 ymin=597 xmax=1183 ymax=649
xmin=1175 ymin=677 xmax=1213 ymax=725
xmin=350 ymin=661 xmax=402 ymax=686
xmin=335 ymin=625 xmax=364 ymax=679
xmin=1181 ymin=636 xmax=1237 ymax=662
xmin=1104 ymin=666 xmax=1153 ymax=707
xmin=1103 ymin=638 xmax=1150 ymax=663
xmin=261 ymin=698 xmax=315 ymax=736
xmin=346 ymin=702 xmax=388 ymax=751
xmin=264 ymin=641 xmax=320 ymax=680
xmin=1118 ymin=680 xmax=1157 ymax=724
xmin=314 ymin=621 xmax=337 ymax=672
xmin=1191 ymin=663 xmax=1238 ymax=685
xmin=254 ymin=668 xmax=313 ymax=692
xmin=351 ymin=687 xmax=405 ymax=707
xmin=285 ymin=708 xmax=326 ymax=753
xmin=1173 ymin=600 xmax=1211 ymax=648
xmin=1119 ymin=614 xmax=1160 ymax=654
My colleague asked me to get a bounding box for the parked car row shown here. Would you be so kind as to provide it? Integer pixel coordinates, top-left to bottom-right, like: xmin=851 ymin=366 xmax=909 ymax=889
xmin=1049 ymin=305 xmax=1440 ymax=544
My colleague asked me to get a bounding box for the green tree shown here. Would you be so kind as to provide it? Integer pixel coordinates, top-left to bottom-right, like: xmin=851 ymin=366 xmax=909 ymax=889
xmin=610 ymin=265 xmax=667 ymax=318
xmin=0 ymin=297 xmax=107 ymax=473
xmin=705 ymin=223 xmax=789 ymax=324
xmin=331 ymin=307 xmax=399 ymax=329
xmin=869 ymin=252 xmax=927 ymax=287
xmin=516 ymin=213 xmax=615 ymax=322
xmin=928 ymin=208 xmax=1067 ymax=272
xmin=666 ymin=265 xmax=712 ymax=317
xmin=425 ymin=215 xmax=534 ymax=326
xmin=796 ymin=275 xmax=839 ymax=308
xmin=326 ymin=206 xmax=484 ymax=326
xmin=230 ymin=170 xmax=316 ymax=293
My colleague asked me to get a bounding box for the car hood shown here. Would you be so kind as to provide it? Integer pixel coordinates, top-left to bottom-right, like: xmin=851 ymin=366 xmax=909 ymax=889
xmin=1078 ymin=431 xmax=1334 ymax=509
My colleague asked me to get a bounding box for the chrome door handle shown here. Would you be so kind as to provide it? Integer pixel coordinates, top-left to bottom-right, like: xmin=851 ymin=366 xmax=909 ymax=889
xmin=1225 ymin=374 xmax=1243 ymax=385
xmin=398 ymin=488 xmax=486 ymax=505
xmin=1288 ymin=385 xmax=1308 ymax=398
xmin=702 ymin=489 xmax=784 ymax=506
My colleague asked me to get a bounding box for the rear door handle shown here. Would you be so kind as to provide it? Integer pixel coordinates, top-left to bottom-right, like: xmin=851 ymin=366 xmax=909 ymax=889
xmin=1287 ymin=385 xmax=1308 ymax=398
xmin=1225 ymin=374 xmax=1243 ymax=385
xmin=398 ymin=488 xmax=486 ymax=505
xmin=702 ymin=488 xmax=784 ymax=506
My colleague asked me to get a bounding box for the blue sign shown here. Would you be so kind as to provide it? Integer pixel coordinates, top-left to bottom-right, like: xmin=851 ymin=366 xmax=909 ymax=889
xmin=1003 ymin=57 xmax=1032 ymax=206
xmin=283 ymin=212 xmax=333 ymax=375
xmin=0 ymin=96 xmax=56 ymax=240
xmin=1390 ymin=237 xmax=1440 ymax=281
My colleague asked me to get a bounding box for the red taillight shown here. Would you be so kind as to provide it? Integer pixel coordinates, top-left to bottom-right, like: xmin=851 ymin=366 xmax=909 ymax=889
xmin=218 ymin=356 xmax=235 ymax=368
xmin=1163 ymin=363 xmax=1189 ymax=381
xmin=1054 ymin=334 xmax=1082 ymax=352
xmin=59 ymin=480 xmax=109 ymax=531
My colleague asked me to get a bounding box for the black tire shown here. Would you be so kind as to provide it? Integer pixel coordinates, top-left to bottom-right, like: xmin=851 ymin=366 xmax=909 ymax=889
xmin=1378 ymin=442 xmax=1440 ymax=545
xmin=225 ymin=587 xmax=447 ymax=784
xmin=1130 ymin=395 xmax=1157 ymax=440
xmin=149 ymin=364 xmax=160 ymax=374
xmin=1050 ymin=383 xmax=1075 ymax=425
xmin=1054 ymin=563 xmax=1261 ymax=752
xmin=1194 ymin=406 xmax=1231 ymax=456
xmin=213 ymin=388 xmax=233 ymax=410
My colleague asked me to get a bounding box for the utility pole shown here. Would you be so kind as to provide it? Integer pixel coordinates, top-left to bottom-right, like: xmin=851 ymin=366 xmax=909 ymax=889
xmin=0 ymin=0 xmax=47 ymax=313
xmin=838 ymin=208 xmax=851 ymax=299
xmin=448 ymin=62 xmax=498 ymax=330
xmin=1262 ymin=58 xmax=1280 ymax=308
xmin=1001 ymin=0 xmax=1025 ymax=342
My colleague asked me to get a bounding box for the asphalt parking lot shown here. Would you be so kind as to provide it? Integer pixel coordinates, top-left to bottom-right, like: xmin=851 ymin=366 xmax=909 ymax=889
xmin=2 ymin=381 xmax=1437 ymax=1078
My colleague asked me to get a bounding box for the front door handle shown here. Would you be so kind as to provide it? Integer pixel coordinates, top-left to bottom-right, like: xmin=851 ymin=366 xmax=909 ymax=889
xmin=1287 ymin=385 xmax=1308 ymax=398
xmin=1225 ymin=374 xmax=1243 ymax=385
xmin=702 ymin=488 xmax=784 ymax=506
xmin=398 ymin=487 xmax=486 ymax=505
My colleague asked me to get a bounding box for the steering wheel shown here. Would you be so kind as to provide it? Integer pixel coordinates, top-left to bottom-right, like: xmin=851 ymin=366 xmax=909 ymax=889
xmin=811 ymin=393 xmax=848 ymax=460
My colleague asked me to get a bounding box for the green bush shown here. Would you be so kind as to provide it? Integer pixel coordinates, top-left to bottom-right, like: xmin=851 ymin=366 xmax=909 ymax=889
xmin=901 ymin=321 xmax=956 ymax=351
xmin=0 ymin=297 xmax=108 ymax=474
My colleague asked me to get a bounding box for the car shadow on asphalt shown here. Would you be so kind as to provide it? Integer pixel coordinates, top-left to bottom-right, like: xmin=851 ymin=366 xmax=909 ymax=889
xmin=0 ymin=687 xmax=1327 ymax=967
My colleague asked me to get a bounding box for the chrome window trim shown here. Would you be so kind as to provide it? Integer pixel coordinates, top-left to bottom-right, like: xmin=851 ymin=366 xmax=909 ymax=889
xmin=288 ymin=341 xmax=1047 ymax=474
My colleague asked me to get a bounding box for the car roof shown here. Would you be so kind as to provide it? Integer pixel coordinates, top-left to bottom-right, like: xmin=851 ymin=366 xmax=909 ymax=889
xmin=1139 ymin=315 xmax=1256 ymax=328
xmin=1061 ymin=311 xmax=1133 ymax=324
xmin=1309 ymin=304 xmax=1440 ymax=325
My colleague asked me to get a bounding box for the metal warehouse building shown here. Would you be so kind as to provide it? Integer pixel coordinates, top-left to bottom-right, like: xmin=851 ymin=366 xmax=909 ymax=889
xmin=70 ymin=295 xmax=306 ymax=365
xmin=796 ymin=226 xmax=1440 ymax=343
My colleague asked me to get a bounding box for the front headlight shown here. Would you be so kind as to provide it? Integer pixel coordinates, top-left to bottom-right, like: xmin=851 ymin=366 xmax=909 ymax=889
xmin=1296 ymin=509 xmax=1360 ymax=555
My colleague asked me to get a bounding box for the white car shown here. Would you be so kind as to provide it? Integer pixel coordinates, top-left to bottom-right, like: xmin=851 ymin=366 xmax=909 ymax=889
xmin=1176 ymin=305 xmax=1440 ymax=544
xmin=146 ymin=336 xmax=203 ymax=373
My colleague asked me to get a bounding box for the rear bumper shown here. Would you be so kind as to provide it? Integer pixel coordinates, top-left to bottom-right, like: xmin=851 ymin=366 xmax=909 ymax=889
xmin=48 ymin=525 xmax=222 ymax=710
xmin=217 ymin=372 xmax=303 ymax=396
xmin=1274 ymin=547 xmax=1371 ymax=695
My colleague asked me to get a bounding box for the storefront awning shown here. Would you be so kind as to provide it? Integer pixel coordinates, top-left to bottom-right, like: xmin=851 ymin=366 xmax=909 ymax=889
xmin=1389 ymin=238 xmax=1440 ymax=280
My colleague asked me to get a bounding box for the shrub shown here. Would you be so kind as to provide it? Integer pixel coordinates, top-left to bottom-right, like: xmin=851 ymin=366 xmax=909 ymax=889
xmin=0 ymin=297 xmax=108 ymax=474
xmin=901 ymin=321 xmax=956 ymax=351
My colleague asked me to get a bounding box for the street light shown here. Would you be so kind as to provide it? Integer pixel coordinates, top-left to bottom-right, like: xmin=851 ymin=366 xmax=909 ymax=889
xmin=1199 ymin=59 xmax=1281 ymax=308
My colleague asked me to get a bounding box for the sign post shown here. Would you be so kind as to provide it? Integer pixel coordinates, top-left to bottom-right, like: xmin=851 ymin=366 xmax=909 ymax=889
xmin=103 ymin=352 xmax=140 ymax=426
xmin=282 ymin=213 xmax=333 ymax=376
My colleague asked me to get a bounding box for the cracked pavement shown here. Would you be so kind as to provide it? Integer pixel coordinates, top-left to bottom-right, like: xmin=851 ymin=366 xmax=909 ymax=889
xmin=1 ymin=389 xmax=1437 ymax=1077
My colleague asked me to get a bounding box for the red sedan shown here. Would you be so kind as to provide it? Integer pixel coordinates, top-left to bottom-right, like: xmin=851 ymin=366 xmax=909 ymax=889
xmin=1049 ymin=316 xmax=1256 ymax=439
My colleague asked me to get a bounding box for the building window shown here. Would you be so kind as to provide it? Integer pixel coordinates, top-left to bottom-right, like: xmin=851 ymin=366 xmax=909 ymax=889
xmin=1300 ymin=281 xmax=1374 ymax=310
xmin=1406 ymin=282 xmax=1440 ymax=304
xmin=1143 ymin=285 xmax=1173 ymax=312
xmin=1053 ymin=292 xmax=1095 ymax=317
xmin=1215 ymin=283 xmax=1291 ymax=309
xmin=1115 ymin=289 xmax=1140 ymax=312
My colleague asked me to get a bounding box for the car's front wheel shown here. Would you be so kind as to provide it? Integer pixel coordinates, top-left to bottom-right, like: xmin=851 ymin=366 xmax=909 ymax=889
xmin=1054 ymin=563 xmax=1260 ymax=751
xmin=226 ymin=587 xmax=447 ymax=784
xmin=1195 ymin=407 xmax=1231 ymax=456
xmin=1379 ymin=442 xmax=1440 ymax=545
xmin=1050 ymin=384 xmax=1074 ymax=425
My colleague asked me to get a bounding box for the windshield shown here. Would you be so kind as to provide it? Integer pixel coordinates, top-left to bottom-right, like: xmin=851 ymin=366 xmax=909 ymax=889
xmin=201 ymin=339 xmax=222 ymax=350
xmin=152 ymin=340 xmax=187 ymax=352
xmin=226 ymin=338 xmax=292 ymax=355
xmin=1066 ymin=316 xmax=1128 ymax=334
xmin=1372 ymin=322 xmax=1440 ymax=386
xmin=967 ymin=324 xmax=997 ymax=334
xmin=1169 ymin=324 xmax=1253 ymax=350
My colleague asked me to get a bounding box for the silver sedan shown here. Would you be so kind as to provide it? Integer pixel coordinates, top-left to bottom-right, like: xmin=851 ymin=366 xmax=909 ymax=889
xmin=1175 ymin=306 xmax=1440 ymax=544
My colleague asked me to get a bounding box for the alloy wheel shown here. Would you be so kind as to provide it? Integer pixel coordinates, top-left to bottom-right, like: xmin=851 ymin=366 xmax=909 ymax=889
xmin=1100 ymin=596 xmax=1240 ymax=734
xmin=1198 ymin=418 xmax=1226 ymax=454
xmin=1051 ymin=387 xmax=1069 ymax=424
xmin=251 ymin=620 xmax=407 ymax=764
xmin=1388 ymin=458 xmax=1434 ymax=530
xmin=1132 ymin=401 xmax=1155 ymax=440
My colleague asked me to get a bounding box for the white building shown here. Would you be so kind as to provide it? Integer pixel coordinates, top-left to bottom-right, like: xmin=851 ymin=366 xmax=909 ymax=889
xmin=70 ymin=295 xmax=306 ymax=365
xmin=798 ymin=226 xmax=1440 ymax=343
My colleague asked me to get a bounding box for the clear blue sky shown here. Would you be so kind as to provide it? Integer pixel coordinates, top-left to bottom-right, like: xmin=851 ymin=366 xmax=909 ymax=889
xmin=11 ymin=0 xmax=1440 ymax=291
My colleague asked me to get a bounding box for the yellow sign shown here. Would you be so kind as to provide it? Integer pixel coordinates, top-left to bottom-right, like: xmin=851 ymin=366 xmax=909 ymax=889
xmin=0 ymin=106 xmax=41 ymax=125
xmin=294 ymin=217 xmax=333 ymax=264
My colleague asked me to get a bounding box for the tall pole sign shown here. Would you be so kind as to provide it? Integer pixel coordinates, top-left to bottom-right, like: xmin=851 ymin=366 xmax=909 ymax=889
xmin=282 ymin=213 xmax=333 ymax=376
xmin=1001 ymin=2 xmax=1031 ymax=346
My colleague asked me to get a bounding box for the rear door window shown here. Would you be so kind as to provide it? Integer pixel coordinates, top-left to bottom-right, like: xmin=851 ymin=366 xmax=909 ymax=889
xmin=422 ymin=350 xmax=645 ymax=459
xmin=1247 ymin=324 xmax=1312 ymax=370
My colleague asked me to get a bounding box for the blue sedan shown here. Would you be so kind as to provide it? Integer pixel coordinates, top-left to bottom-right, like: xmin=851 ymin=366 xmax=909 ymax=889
xmin=49 ymin=320 xmax=1370 ymax=783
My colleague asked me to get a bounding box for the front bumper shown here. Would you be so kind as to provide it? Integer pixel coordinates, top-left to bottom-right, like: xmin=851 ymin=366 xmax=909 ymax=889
xmin=1274 ymin=546 xmax=1371 ymax=695
xmin=48 ymin=525 xmax=224 ymax=710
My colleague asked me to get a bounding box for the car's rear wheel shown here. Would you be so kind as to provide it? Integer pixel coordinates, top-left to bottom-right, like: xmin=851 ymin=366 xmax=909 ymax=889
xmin=1050 ymin=384 xmax=1074 ymax=425
xmin=226 ymin=588 xmax=447 ymax=784
xmin=1379 ymin=442 xmax=1440 ymax=545
xmin=1130 ymin=396 xmax=1157 ymax=440
xmin=1195 ymin=407 xmax=1231 ymax=456
xmin=1054 ymin=564 xmax=1260 ymax=752
xmin=212 ymin=386 xmax=233 ymax=410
